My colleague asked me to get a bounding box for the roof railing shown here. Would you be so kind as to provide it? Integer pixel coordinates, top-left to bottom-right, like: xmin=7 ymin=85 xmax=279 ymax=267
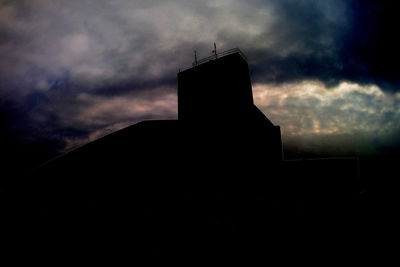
xmin=179 ymin=48 xmax=247 ymax=72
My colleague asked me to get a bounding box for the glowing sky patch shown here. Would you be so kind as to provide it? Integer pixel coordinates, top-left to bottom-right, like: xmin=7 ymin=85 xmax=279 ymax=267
xmin=254 ymin=81 xmax=400 ymax=137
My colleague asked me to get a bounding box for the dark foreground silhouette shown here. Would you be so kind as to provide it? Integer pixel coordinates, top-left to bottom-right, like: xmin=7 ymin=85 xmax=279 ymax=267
xmin=3 ymin=49 xmax=395 ymax=263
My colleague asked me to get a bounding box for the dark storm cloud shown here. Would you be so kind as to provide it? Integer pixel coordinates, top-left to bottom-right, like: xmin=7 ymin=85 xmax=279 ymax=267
xmin=2 ymin=0 xmax=397 ymax=97
xmin=1 ymin=0 xmax=399 ymax=170
xmin=341 ymin=0 xmax=400 ymax=89
xmin=246 ymin=0 xmax=400 ymax=91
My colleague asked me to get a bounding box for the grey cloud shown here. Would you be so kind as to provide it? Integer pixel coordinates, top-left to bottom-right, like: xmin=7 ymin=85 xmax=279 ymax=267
xmin=2 ymin=0 xmax=398 ymax=96
xmin=1 ymin=0 xmax=399 ymax=169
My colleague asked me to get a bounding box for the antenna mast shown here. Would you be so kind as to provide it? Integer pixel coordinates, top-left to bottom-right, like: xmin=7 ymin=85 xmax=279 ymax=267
xmin=212 ymin=43 xmax=217 ymax=58
xmin=194 ymin=50 xmax=198 ymax=66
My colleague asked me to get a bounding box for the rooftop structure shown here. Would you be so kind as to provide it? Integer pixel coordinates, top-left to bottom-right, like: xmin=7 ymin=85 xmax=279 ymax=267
xmin=178 ymin=48 xmax=268 ymax=123
xmin=188 ymin=48 xmax=248 ymax=69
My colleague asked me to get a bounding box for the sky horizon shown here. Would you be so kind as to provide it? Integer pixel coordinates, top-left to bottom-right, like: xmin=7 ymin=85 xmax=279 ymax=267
xmin=1 ymin=0 xmax=400 ymax=172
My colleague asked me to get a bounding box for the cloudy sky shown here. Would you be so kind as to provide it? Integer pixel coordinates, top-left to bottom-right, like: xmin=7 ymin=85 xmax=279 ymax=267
xmin=1 ymin=0 xmax=400 ymax=170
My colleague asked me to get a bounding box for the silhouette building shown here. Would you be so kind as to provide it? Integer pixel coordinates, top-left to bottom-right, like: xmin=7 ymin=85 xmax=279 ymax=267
xmin=16 ymin=47 xmax=362 ymax=261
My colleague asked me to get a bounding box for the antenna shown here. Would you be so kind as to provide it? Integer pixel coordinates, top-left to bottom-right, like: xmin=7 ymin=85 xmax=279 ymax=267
xmin=212 ymin=43 xmax=217 ymax=58
xmin=194 ymin=50 xmax=198 ymax=66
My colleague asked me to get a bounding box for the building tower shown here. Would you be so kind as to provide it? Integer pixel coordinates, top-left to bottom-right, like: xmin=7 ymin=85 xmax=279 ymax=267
xmin=177 ymin=48 xmax=283 ymax=162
